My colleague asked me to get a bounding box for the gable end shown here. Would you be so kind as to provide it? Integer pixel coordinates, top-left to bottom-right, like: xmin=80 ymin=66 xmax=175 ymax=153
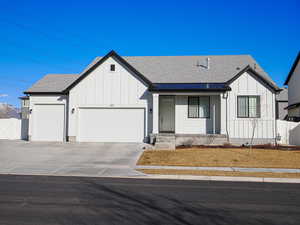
xmin=226 ymin=65 xmax=279 ymax=93
xmin=63 ymin=50 xmax=153 ymax=93
xmin=284 ymin=51 xmax=300 ymax=85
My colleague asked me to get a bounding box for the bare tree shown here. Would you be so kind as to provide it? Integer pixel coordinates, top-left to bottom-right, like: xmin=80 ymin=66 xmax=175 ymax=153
xmin=249 ymin=118 xmax=258 ymax=155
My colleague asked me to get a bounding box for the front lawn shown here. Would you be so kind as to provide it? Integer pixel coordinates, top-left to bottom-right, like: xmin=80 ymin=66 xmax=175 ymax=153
xmin=137 ymin=148 xmax=300 ymax=169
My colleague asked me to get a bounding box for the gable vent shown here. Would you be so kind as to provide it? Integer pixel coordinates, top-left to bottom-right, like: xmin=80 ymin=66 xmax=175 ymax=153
xmin=196 ymin=57 xmax=210 ymax=70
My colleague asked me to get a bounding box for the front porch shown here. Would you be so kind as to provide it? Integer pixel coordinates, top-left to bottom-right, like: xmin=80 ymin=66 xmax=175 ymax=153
xmin=151 ymin=92 xmax=228 ymax=149
xmin=152 ymin=93 xmax=227 ymax=135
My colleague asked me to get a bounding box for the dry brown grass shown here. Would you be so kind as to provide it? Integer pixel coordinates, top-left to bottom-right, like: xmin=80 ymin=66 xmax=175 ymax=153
xmin=138 ymin=169 xmax=300 ymax=178
xmin=137 ymin=148 xmax=300 ymax=168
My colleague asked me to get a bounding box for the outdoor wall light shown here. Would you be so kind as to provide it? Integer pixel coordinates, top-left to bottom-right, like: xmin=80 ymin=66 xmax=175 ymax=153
xmin=71 ymin=108 xmax=75 ymax=114
xmin=149 ymin=108 xmax=153 ymax=113
xmin=29 ymin=109 xmax=32 ymax=114
xmin=222 ymin=92 xmax=228 ymax=99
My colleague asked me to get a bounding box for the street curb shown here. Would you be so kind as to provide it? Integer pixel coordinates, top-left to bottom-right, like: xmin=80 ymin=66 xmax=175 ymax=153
xmin=135 ymin=165 xmax=300 ymax=173
xmin=2 ymin=172 xmax=300 ymax=184
xmin=123 ymin=174 xmax=300 ymax=183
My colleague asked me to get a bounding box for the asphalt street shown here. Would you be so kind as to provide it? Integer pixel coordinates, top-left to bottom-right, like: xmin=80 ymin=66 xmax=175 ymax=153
xmin=0 ymin=175 xmax=300 ymax=225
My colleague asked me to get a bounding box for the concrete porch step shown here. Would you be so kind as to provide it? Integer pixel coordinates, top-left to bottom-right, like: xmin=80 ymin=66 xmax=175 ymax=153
xmin=156 ymin=136 xmax=176 ymax=142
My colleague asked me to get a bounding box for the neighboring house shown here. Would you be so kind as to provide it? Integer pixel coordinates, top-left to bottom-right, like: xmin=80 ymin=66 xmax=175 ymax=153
xmin=276 ymin=87 xmax=288 ymax=120
xmin=284 ymin=51 xmax=300 ymax=121
xmin=24 ymin=50 xmax=280 ymax=145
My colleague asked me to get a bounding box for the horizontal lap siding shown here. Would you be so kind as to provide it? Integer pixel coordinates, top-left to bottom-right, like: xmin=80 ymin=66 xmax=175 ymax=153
xmin=68 ymin=57 xmax=151 ymax=137
xmin=227 ymin=72 xmax=275 ymax=139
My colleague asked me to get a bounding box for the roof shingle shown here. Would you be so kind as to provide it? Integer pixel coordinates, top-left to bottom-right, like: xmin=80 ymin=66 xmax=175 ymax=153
xmin=24 ymin=74 xmax=79 ymax=93
xmin=25 ymin=54 xmax=279 ymax=93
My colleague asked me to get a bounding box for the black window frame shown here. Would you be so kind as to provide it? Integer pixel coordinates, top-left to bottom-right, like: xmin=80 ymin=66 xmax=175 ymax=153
xmin=110 ymin=64 xmax=115 ymax=71
xmin=188 ymin=96 xmax=210 ymax=118
xmin=237 ymin=95 xmax=261 ymax=118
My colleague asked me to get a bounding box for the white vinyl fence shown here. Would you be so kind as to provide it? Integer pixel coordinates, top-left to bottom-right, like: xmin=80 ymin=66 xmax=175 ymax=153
xmin=277 ymin=120 xmax=300 ymax=146
xmin=0 ymin=118 xmax=28 ymax=140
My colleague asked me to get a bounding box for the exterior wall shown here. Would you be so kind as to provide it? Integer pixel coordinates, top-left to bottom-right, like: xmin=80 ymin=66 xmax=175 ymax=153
xmin=226 ymin=71 xmax=276 ymax=142
xmin=68 ymin=56 xmax=151 ymax=140
xmin=175 ymin=95 xmax=221 ymax=134
xmin=276 ymin=101 xmax=288 ymax=120
xmin=28 ymin=95 xmax=67 ymax=140
xmin=288 ymin=61 xmax=300 ymax=111
xmin=175 ymin=134 xmax=227 ymax=146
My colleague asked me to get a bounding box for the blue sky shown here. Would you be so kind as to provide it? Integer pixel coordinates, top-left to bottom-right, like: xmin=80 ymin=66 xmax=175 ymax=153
xmin=0 ymin=0 xmax=299 ymax=106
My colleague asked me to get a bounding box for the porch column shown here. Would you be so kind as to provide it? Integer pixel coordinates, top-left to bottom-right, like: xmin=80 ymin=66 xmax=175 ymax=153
xmin=152 ymin=93 xmax=159 ymax=134
xmin=220 ymin=94 xmax=227 ymax=135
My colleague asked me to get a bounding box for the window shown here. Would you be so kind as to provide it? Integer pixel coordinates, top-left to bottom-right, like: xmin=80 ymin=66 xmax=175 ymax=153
xmin=110 ymin=64 xmax=115 ymax=71
xmin=237 ymin=96 xmax=260 ymax=118
xmin=188 ymin=96 xmax=210 ymax=118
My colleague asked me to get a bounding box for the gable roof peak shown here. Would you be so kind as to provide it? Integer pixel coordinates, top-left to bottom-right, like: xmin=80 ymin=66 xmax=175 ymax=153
xmin=284 ymin=51 xmax=300 ymax=85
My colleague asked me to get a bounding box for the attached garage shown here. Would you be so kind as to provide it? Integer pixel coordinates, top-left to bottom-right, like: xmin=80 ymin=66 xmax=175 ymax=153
xmin=77 ymin=108 xmax=145 ymax=142
xmin=32 ymin=104 xmax=65 ymax=141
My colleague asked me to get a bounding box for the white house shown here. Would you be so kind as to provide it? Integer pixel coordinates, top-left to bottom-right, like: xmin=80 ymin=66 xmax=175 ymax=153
xmin=24 ymin=50 xmax=280 ymax=146
xmin=284 ymin=51 xmax=300 ymax=120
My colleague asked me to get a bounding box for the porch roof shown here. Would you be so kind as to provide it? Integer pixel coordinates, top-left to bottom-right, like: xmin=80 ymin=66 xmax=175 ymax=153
xmin=149 ymin=83 xmax=231 ymax=92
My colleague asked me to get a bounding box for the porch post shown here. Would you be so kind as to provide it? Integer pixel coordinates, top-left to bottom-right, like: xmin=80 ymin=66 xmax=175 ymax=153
xmin=220 ymin=94 xmax=227 ymax=135
xmin=152 ymin=93 xmax=159 ymax=134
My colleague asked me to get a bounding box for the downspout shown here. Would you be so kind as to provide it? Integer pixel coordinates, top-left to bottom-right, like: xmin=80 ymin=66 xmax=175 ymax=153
xmin=274 ymin=92 xmax=278 ymax=146
xmin=224 ymin=92 xmax=230 ymax=142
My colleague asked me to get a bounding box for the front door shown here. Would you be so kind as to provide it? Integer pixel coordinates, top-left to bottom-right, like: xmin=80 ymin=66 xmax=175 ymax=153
xmin=159 ymin=96 xmax=175 ymax=132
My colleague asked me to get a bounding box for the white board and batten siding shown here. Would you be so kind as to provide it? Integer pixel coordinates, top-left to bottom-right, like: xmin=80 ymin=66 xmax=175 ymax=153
xmin=226 ymin=71 xmax=276 ymax=139
xmin=28 ymin=95 xmax=67 ymax=141
xmin=68 ymin=56 xmax=151 ymax=142
xmin=175 ymin=95 xmax=221 ymax=134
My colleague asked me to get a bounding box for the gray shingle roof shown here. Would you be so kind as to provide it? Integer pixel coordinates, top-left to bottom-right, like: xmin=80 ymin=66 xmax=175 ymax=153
xmin=25 ymin=74 xmax=79 ymax=93
xmin=25 ymin=54 xmax=279 ymax=93
xmin=276 ymin=87 xmax=288 ymax=101
xmin=88 ymin=55 xmax=277 ymax=87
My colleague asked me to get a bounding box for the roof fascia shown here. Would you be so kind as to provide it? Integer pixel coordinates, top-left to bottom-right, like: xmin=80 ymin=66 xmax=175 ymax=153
xmin=284 ymin=51 xmax=300 ymax=85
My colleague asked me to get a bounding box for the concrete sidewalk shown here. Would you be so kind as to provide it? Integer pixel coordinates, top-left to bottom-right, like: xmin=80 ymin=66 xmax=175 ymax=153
xmin=135 ymin=165 xmax=300 ymax=173
xmin=133 ymin=174 xmax=300 ymax=183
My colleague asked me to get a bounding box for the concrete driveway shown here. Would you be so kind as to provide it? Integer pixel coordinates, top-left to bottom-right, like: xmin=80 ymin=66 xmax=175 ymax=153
xmin=0 ymin=140 xmax=148 ymax=177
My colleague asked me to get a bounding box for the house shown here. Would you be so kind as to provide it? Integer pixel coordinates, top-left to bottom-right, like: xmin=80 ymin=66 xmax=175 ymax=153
xmin=276 ymin=87 xmax=288 ymax=120
xmin=284 ymin=51 xmax=300 ymax=121
xmin=24 ymin=50 xmax=280 ymax=146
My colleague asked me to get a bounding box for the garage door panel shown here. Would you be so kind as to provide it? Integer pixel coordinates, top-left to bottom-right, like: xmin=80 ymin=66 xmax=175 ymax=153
xmin=78 ymin=108 xmax=144 ymax=142
xmin=32 ymin=104 xmax=65 ymax=141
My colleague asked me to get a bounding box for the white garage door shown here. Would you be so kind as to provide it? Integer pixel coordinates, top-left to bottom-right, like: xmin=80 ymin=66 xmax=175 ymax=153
xmin=32 ymin=104 xmax=65 ymax=141
xmin=78 ymin=108 xmax=145 ymax=142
